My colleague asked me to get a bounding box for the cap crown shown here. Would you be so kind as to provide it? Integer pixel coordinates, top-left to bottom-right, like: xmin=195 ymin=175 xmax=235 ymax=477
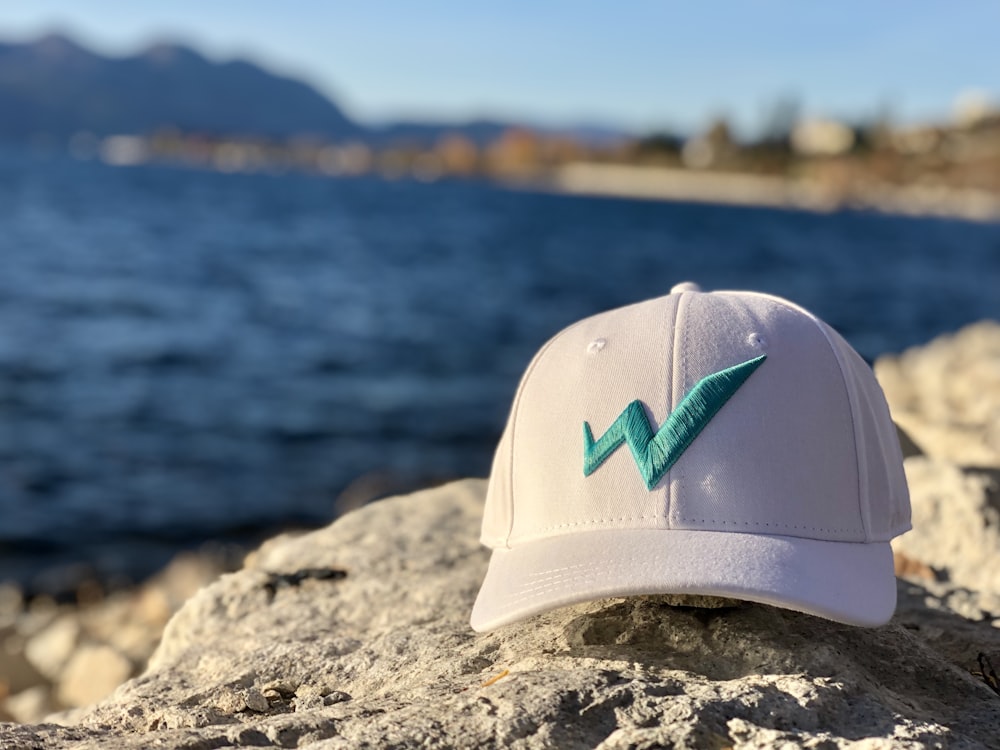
xmin=483 ymin=288 xmax=910 ymax=549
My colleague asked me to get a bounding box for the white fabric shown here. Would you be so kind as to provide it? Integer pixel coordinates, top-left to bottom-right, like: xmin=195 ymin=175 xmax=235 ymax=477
xmin=470 ymin=528 xmax=897 ymax=631
xmin=473 ymin=283 xmax=911 ymax=632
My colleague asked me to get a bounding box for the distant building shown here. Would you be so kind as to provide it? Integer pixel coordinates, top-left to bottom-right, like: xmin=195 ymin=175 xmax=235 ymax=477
xmin=99 ymin=135 xmax=148 ymax=166
xmin=953 ymin=89 xmax=999 ymax=128
xmin=435 ymin=134 xmax=479 ymax=175
xmin=318 ymin=143 xmax=372 ymax=175
xmin=790 ymin=120 xmax=855 ymax=156
xmin=486 ymin=128 xmax=543 ymax=175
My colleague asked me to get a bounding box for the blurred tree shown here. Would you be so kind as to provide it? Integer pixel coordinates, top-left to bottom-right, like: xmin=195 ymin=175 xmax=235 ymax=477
xmin=758 ymin=94 xmax=801 ymax=149
xmin=634 ymin=132 xmax=684 ymax=155
xmin=854 ymin=97 xmax=896 ymax=154
xmin=705 ymin=119 xmax=733 ymax=150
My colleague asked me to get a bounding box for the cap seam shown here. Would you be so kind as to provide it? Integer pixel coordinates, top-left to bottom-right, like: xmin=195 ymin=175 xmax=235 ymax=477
xmin=677 ymin=517 xmax=860 ymax=533
xmin=801 ymin=321 xmax=870 ymax=541
xmin=501 ymin=552 xmax=886 ymax=607
xmin=666 ymin=290 xmax=689 ymax=525
xmin=513 ymin=516 xmax=860 ymax=536
xmin=525 ymin=515 xmax=659 ymax=531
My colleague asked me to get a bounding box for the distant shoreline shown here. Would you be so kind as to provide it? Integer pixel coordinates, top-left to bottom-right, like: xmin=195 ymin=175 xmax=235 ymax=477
xmin=534 ymin=162 xmax=1000 ymax=223
xmin=13 ymin=132 xmax=1000 ymax=224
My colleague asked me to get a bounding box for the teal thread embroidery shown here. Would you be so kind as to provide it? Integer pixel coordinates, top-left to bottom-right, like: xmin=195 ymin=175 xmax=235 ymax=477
xmin=583 ymin=354 xmax=766 ymax=489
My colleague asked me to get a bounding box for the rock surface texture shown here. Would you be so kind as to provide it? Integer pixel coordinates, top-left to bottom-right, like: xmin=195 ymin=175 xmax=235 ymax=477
xmin=0 ymin=475 xmax=996 ymax=748
xmin=1 ymin=321 xmax=999 ymax=749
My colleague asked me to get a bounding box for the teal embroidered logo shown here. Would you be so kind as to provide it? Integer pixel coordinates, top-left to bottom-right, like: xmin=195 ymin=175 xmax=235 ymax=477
xmin=583 ymin=355 xmax=766 ymax=489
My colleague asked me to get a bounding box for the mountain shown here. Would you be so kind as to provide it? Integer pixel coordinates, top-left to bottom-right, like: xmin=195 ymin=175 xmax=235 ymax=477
xmin=0 ymin=33 xmax=632 ymax=147
xmin=0 ymin=33 xmax=362 ymax=141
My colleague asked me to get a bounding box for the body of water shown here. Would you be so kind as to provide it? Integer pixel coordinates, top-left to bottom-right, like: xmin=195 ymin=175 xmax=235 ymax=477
xmin=1 ymin=150 xmax=999 ymax=592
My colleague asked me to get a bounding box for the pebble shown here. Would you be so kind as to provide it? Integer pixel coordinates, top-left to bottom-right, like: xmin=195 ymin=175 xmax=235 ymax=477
xmin=56 ymin=644 xmax=133 ymax=708
xmin=4 ymin=686 xmax=53 ymax=724
xmin=216 ymin=687 xmax=270 ymax=714
xmin=24 ymin=616 xmax=80 ymax=680
xmin=292 ymin=686 xmax=325 ymax=712
xmin=243 ymin=688 xmax=270 ymax=713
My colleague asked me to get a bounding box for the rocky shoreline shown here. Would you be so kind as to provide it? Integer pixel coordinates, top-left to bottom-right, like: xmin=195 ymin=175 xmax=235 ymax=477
xmin=547 ymin=162 xmax=1000 ymax=223
xmin=0 ymin=549 xmax=237 ymax=724
xmin=0 ymin=321 xmax=998 ymax=747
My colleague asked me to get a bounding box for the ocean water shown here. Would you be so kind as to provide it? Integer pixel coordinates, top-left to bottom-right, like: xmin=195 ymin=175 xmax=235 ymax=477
xmin=1 ymin=150 xmax=999 ymax=592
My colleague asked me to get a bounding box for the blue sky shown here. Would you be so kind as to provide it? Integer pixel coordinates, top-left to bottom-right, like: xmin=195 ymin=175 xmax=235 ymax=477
xmin=2 ymin=1 xmax=998 ymax=136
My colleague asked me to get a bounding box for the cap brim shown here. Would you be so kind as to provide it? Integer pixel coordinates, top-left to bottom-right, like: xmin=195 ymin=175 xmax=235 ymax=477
xmin=470 ymin=528 xmax=897 ymax=632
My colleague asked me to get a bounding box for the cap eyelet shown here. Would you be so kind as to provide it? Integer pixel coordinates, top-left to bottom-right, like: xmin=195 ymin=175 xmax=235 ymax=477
xmin=748 ymin=332 xmax=767 ymax=348
xmin=587 ymin=338 xmax=607 ymax=354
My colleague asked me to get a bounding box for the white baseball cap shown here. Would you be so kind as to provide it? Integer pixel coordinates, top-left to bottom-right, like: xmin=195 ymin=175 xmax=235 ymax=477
xmin=471 ymin=282 xmax=911 ymax=632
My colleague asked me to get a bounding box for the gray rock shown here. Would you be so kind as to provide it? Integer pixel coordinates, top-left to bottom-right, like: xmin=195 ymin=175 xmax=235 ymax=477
xmin=893 ymin=457 xmax=1000 ymax=602
xmin=875 ymin=320 xmax=1000 ymax=467
xmin=1 ymin=478 xmax=998 ymax=748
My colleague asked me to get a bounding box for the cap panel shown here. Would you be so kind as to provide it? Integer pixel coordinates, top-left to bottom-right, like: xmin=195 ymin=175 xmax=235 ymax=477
xmin=824 ymin=328 xmax=911 ymax=540
xmin=481 ymin=423 xmax=514 ymax=547
xmin=668 ymin=292 xmax=865 ymax=542
xmin=507 ymin=294 xmax=679 ymax=543
xmin=481 ymin=320 xmax=584 ymax=548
